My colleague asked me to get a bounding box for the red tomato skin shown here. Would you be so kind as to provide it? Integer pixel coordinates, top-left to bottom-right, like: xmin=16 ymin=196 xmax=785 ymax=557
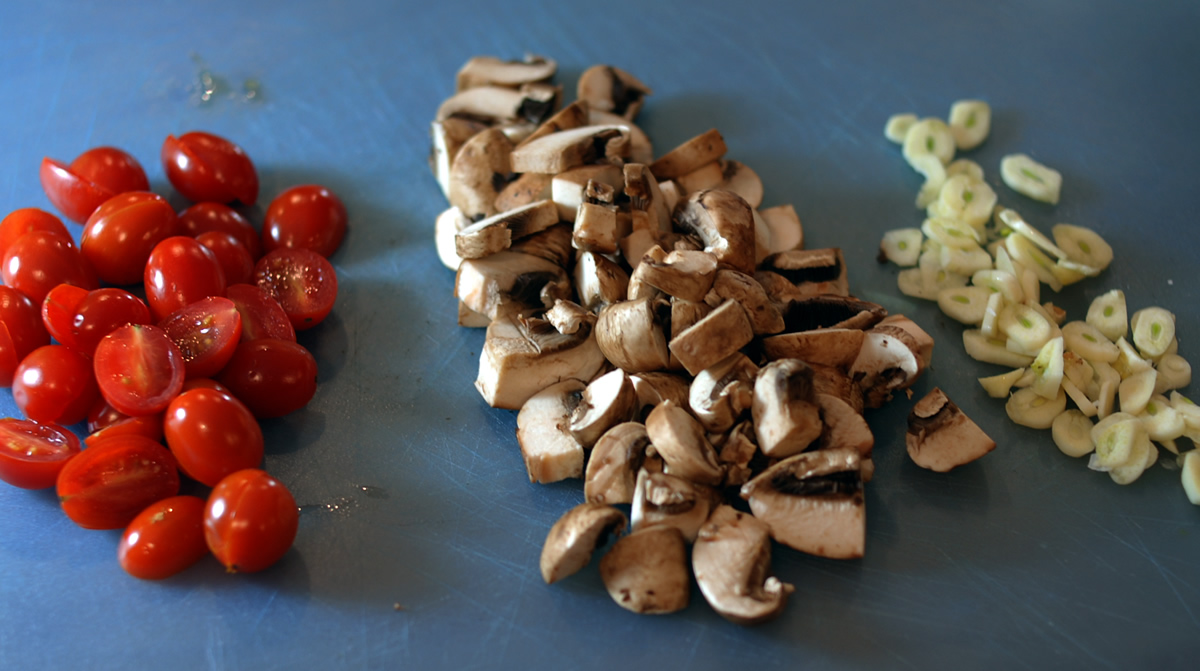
xmin=57 ymin=435 xmax=181 ymax=530
xmin=93 ymin=324 xmax=186 ymax=417
xmin=82 ymin=192 xmax=180 ymax=286
xmin=0 ymin=419 xmax=82 ymax=489
xmin=85 ymin=413 xmax=165 ymax=447
xmin=71 ymin=288 xmax=153 ymax=357
xmin=12 ymin=344 xmax=100 ymax=424
xmin=118 ymin=495 xmax=209 ymax=580
xmin=162 ymin=132 xmax=258 ymax=206
xmin=216 ymin=339 xmax=317 ymax=418
xmin=196 ymin=231 xmax=255 ymax=286
xmin=181 ymin=377 xmax=234 ymax=397
xmin=254 ymin=247 xmax=337 ymax=330
xmin=178 ymin=202 xmax=261 ymax=259
xmin=2 ymin=230 xmax=98 ymax=303
xmin=262 ymin=185 xmax=347 ymax=258
xmin=165 ymin=388 xmax=263 ymax=486
xmin=0 ymin=208 xmax=70 ymax=258
xmin=157 ymin=296 xmax=243 ymax=379
xmin=225 ymin=283 xmax=296 ymax=342
xmin=70 ymin=146 xmax=150 ymax=195
xmin=41 ymin=283 xmax=90 ymax=349
xmin=39 ymin=158 xmax=114 ymax=224
xmin=143 ymin=236 xmax=226 ymax=322
xmin=205 ymin=469 xmax=298 ymax=573
xmin=0 ymin=286 xmax=50 ymax=386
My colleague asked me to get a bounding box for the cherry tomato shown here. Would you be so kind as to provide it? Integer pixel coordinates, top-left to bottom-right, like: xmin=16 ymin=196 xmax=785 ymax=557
xmin=217 ymin=338 xmax=317 ymax=418
xmin=84 ymin=404 xmax=165 ymax=447
xmin=81 ymin=191 xmax=180 ymax=286
xmin=0 ymin=286 xmax=50 ymax=386
xmin=2 ymin=230 xmax=98 ymax=303
xmin=181 ymin=377 xmax=234 ymax=396
xmin=178 ymin=202 xmax=261 ymax=259
xmin=162 ymin=132 xmax=258 ymax=205
xmin=254 ymin=247 xmax=337 ymax=330
xmin=262 ymin=185 xmax=347 ymax=258
xmin=41 ymin=283 xmax=89 ymax=349
xmin=118 ymin=495 xmax=209 ymax=580
xmin=144 ymin=236 xmax=226 ymax=322
xmin=158 ymin=296 xmax=242 ymax=378
xmin=225 ymin=283 xmax=295 ymax=342
xmin=0 ymin=418 xmax=82 ymax=489
xmin=57 ymin=434 xmax=180 ymax=530
xmin=205 ymin=469 xmax=297 ymax=573
xmin=71 ymin=288 xmax=153 ymax=357
xmin=0 ymin=208 xmax=70 ymax=258
xmin=196 ymin=231 xmax=254 ymax=286
xmin=40 ymin=147 xmax=149 ymax=224
xmin=12 ymin=344 xmax=99 ymax=424
xmin=93 ymin=324 xmax=185 ymax=416
xmin=165 ymin=388 xmax=263 ymax=487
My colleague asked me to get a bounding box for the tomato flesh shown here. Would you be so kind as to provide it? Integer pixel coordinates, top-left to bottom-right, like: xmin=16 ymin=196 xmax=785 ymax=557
xmin=217 ymin=338 xmax=317 ymax=418
xmin=158 ymin=296 xmax=242 ymax=379
xmin=0 ymin=419 xmax=82 ymax=489
xmin=93 ymin=324 xmax=186 ymax=416
xmin=254 ymin=247 xmax=337 ymax=330
xmin=225 ymin=283 xmax=296 ymax=342
xmin=12 ymin=344 xmax=100 ymax=424
xmin=57 ymin=434 xmax=181 ymax=530
xmin=118 ymin=495 xmax=209 ymax=580
xmin=162 ymin=132 xmax=258 ymax=205
xmin=262 ymin=185 xmax=347 ymax=258
xmin=205 ymin=469 xmax=297 ymax=573
xmin=38 ymin=147 xmax=149 ymax=224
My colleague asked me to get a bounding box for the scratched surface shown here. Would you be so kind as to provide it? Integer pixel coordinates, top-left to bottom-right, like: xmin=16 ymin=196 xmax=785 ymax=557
xmin=1 ymin=0 xmax=1198 ymax=668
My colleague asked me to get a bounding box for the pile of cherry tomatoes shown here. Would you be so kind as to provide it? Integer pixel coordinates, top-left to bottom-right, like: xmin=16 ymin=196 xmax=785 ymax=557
xmin=0 ymin=132 xmax=346 ymax=579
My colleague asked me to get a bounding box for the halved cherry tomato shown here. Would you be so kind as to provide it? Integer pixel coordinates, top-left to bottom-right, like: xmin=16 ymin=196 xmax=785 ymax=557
xmin=196 ymin=231 xmax=254 ymax=286
xmin=158 ymin=296 xmax=242 ymax=378
xmin=262 ymin=185 xmax=347 ymax=258
xmin=12 ymin=344 xmax=99 ymax=424
xmin=165 ymin=388 xmax=263 ymax=486
xmin=225 ymin=283 xmax=295 ymax=342
xmin=205 ymin=469 xmax=297 ymax=573
xmin=217 ymin=338 xmax=317 ymax=418
xmin=0 ymin=208 xmax=70 ymax=258
xmin=82 ymin=191 xmax=180 ymax=286
xmin=41 ymin=284 xmax=89 ymax=349
xmin=118 ymin=495 xmax=209 ymax=580
xmin=40 ymin=147 xmax=149 ymax=224
xmin=144 ymin=236 xmax=226 ymax=322
xmin=254 ymin=247 xmax=337 ymax=330
xmin=162 ymin=132 xmax=258 ymax=205
xmin=85 ymin=413 xmax=165 ymax=447
xmin=71 ymin=288 xmax=152 ymax=357
xmin=2 ymin=230 xmax=98 ymax=303
xmin=0 ymin=418 xmax=82 ymax=489
xmin=0 ymin=286 xmax=50 ymax=386
xmin=57 ymin=434 xmax=180 ymax=530
xmin=178 ymin=202 xmax=261 ymax=259
xmin=93 ymin=324 xmax=185 ymax=416
xmin=181 ymin=377 xmax=234 ymax=396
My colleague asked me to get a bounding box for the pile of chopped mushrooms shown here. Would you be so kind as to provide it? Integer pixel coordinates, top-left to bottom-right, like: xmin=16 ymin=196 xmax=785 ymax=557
xmin=430 ymin=55 xmax=995 ymax=624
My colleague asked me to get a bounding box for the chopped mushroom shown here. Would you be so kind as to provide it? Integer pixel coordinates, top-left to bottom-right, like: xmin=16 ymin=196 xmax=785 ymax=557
xmin=693 ymin=505 xmax=794 ymax=625
xmin=850 ymin=315 xmax=933 ymax=408
xmin=509 ymin=125 xmax=630 ymax=175
xmin=457 ymin=55 xmax=557 ymax=91
xmin=435 ymin=83 xmax=559 ymax=125
xmin=454 ymin=199 xmax=560 ymax=260
xmin=516 ymin=378 xmax=588 ymax=483
xmin=643 ymin=400 xmax=724 ymax=485
xmin=540 ymin=502 xmax=626 ymax=584
xmin=569 ymin=368 xmax=639 ymax=447
xmin=447 ymin=128 xmax=515 ymax=220
xmin=906 ymin=387 xmax=996 ymax=472
xmin=811 ymin=364 xmax=873 ymax=456
xmin=752 ymin=359 xmax=823 ymax=458
xmin=674 ymin=189 xmax=757 ymax=276
xmin=689 ymin=352 xmax=758 ymax=434
xmin=669 ymin=300 xmax=755 ymax=377
xmin=599 ymin=525 xmax=691 ymax=615
xmin=649 ymin=128 xmax=727 ymax=179
xmin=631 ymin=248 xmax=718 ymax=302
xmin=595 ymin=296 xmax=672 ymax=373
xmin=630 ymin=468 xmax=717 ymax=542
xmin=585 ymin=422 xmax=652 ymax=505
xmin=577 ymin=64 xmax=653 ymax=121
xmin=761 ymin=328 xmax=866 ymax=369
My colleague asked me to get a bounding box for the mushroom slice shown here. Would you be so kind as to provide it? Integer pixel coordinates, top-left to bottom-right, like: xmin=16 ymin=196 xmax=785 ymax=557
xmin=752 ymin=359 xmax=823 ymax=458
xmin=632 ymin=248 xmax=718 ymax=302
xmin=678 ymin=160 xmax=764 ymax=209
xmin=811 ymin=364 xmax=873 ymax=456
xmin=573 ymin=201 xmax=621 ymax=254
xmin=631 ymin=469 xmax=717 ymax=542
xmin=430 ymin=117 xmax=488 ymax=199
xmin=630 ymin=372 xmax=692 ymax=415
xmin=494 ymin=172 xmax=554 ymax=212
xmin=644 ymin=400 xmax=724 ymax=485
xmin=669 ymin=300 xmax=755 ymax=377
xmin=740 ymin=447 xmax=865 ymax=559
xmin=550 ymin=163 xmax=625 ymax=221
xmin=570 ymin=368 xmax=639 ymax=447
xmin=907 ymin=388 xmax=996 ymax=471
xmin=509 ymin=125 xmax=630 ymax=175
xmin=650 ymin=128 xmax=727 ymax=179
xmin=876 ymin=314 xmax=935 ymax=370
xmin=455 ymin=199 xmax=560 ymax=260
xmin=457 ymin=54 xmax=557 ymax=91
xmin=689 ymin=352 xmax=758 ymax=434
xmin=760 ymin=248 xmax=849 ymax=297
xmin=850 ymin=316 xmax=934 ymax=408
xmin=577 ymin=65 xmax=653 ymax=121
xmin=760 ymin=204 xmax=803 ymax=254
xmin=436 ymin=83 xmax=559 ymax=125
xmin=455 ymin=250 xmax=570 ymax=323
xmin=761 ymin=328 xmax=866 ymax=369
xmin=540 ymin=502 xmax=626 ymax=584
xmin=676 ymin=160 xmax=724 ymax=195
xmin=674 ymin=189 xmax=757 ymax=276
xmin=595 ymin=296 xmax=672 ymax=373
xmin=508 ymin=222 xmax=574 ymax=268
xmin=780 ymin=295 xmax=887 ymax=333
xmin=516 ymin=378 xmax=587 ymax=483
xmin=475 ymin=303 xmax=606 ymax=410
xmin=447 ymin=128 xmax=515 ymax=221
xmin=624 ymin=163 xmax=673 ymax=234
xmin=519 ymin=100 xmax=590 ymax=147
xmin=575 ymin=250 xmax=630 ymax=313
xmin=435 ymin=206 xmax=472 ymax=271
xmin=694 ymin=505 xmax=794 ymax=625
xmin=705 ymin=269 xmax=785 ymax=335
xmin=585 ymin=422 xmax=652 ymax=504
xmin=599 ymin=526 xmax=690 ymax=615
xmin=590 ymin=109 xmax=654 ymax=165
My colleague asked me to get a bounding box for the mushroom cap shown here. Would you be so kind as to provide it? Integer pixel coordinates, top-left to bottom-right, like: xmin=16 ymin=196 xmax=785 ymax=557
xmin=517 ymin=378 xmax=588 ymax=483
xmin=456 ymin=54 xmax=557 ymax=91
xmin=906 ymin=387 xmax=997 ymax=472
xmin=630 ymin=469 xmax=716 ymax=543
xmin=599 ymin=526 xmax=690 ymax=615
xmin=577 ymin=64 xmax=653 ymax=120
xmin=674 ymin=189 xmax=756 ymax=276
xmin=643 ymin=400 xmax=724 ymax=485
xmin=569 ymin=368 xmax=639 ymax=447
xmin=693 ymin=505 xmax=794 ymax=625
xmin=540 ymin=502 xmax=626 ymax=584
xmin=752 ymin=359 xmax=823 ymax=458
xmin=595 ymin=297 xmax=671 ymax=373
xmin=585 ymin=422 xmax=652 ymax=505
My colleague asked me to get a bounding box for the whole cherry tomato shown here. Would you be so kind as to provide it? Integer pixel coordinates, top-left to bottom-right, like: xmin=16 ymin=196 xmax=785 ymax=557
xmin=165 ymin=388 xmax=263 ymax=486
xmin=254 ymin=247 xmax=337 ymax=330
xmin=225 ymin=283 xmax=295 ymax=342
xmin=118 ymin=495 xmax=209 ymax=580
xmin=262 ymin=185 xmax=347 ymax=258
xmin=41 ymin=283 xmax=89 ymax=349
xmin=162 ymin=132 xmax=258 ymax=205
xmin=71 ymin=288 xmax=153 ymax=357
xmin=143 ymin=236 xmax=226 ymax=322
xmin=2 ymin=230 xmax=98 ymax=303
xmin=82 ymin=191 xmax=180 ymax=286
xmin=178 ymin=202 xmax=261 ymax=259
xmin=0 ymin=286 xmax=50 ymax=386
xmin=196 ymin=231 xmax=254 ymax=286
xmin=93 ymin=324 xmax=186 ymax=417
xmin=158 ymin=296 xmax=242 ymax=378
xmin=39 ymin=147 xmax=149 ymax=224
xmin=0 ymin=208 xmax=70 ymax=258
xmin=12 ymin=344 xmax=99 ymax=424
xmin=205 ymin=469 xmax=298 ymax=573
xmin=0 ymin=418 xmax=82 ymax=489
xmin=57 ymin=434 xmax=180 ymax=530
xmin=217 ymin=338 xmax=317 ymax=418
